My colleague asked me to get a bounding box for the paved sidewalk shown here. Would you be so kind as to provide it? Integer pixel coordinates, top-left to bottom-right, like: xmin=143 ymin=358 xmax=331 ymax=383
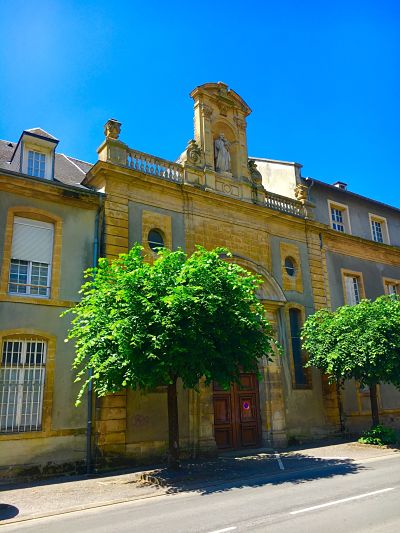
xmin=1 ymin=440 xmax=398 ymax=524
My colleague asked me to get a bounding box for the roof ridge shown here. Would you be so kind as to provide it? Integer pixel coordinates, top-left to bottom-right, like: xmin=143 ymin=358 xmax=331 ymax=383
xmin=25 ymin=127 xmax=58 ymax=140
xmin=64 ymin=154 xmax=93 ymax=166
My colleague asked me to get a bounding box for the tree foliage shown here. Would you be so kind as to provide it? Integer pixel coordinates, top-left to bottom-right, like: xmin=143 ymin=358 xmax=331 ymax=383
xmin=64 ymin=245 xmax=275 ymax=465
xmin=302 ymin=295 xmax=400 ymax=427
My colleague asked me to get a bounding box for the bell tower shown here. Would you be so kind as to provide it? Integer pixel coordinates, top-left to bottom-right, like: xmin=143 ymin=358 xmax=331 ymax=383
xmin=181 ymin=82 xmax=264 ymax=203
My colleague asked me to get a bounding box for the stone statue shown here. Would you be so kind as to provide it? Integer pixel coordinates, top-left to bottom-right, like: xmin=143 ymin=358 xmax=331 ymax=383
xmin=214 ymin=133 xmax=231 ymax=173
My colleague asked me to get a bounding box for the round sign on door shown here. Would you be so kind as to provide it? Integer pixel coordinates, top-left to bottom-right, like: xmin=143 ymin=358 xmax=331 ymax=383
xmin=242 ymin=400 xmax=252 ymax=418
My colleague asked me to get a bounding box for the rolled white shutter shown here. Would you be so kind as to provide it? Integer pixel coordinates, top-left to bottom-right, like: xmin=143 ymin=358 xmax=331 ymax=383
xmin=11 ymin=217 xmax=54 ymax=263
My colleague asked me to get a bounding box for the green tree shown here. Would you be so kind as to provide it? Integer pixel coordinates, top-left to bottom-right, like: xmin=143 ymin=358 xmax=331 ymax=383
xmin=65 ymin=245 xmax=274 ymax=468
xmin=302 ymin=295 xmax=400 ymax=428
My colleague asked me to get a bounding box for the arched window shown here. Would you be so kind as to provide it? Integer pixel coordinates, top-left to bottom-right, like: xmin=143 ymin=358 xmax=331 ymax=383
xmin=289 ymin=308 xmax=311 ymax=388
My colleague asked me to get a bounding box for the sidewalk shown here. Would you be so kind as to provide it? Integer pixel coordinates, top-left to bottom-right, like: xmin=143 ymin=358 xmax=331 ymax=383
xmin=1 ymin=440 xmax=398 ymax=524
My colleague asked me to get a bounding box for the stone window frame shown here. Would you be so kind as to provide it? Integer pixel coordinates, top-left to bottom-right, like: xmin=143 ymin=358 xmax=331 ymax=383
xmin=382 ymin=277 xmax=400 ymax=296
xmin=0 ymin=207 xmax=62 ymax=303
xmin=341 ymin=269 xmax=365 ymax=306
xmin=0 ymin=329 xmax=55 ymax=441
xmin=327 ymin=199 xmax=352 ymax=235
xmin=284 ymin=303 xmax=312 ymax=390
xmin=368 ymin=213 xmax=390 ymax=245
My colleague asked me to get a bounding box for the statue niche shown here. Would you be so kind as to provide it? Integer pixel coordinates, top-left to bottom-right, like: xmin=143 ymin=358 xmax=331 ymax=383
xmin=212 ymin=122 xmax=237 ymax=176
xmin=214 ymin=133 xmax=231 ymax=173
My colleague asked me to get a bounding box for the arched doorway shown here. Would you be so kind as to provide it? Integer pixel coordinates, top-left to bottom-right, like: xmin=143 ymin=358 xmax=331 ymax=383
xmin=212 ymin=258 xmax=287 ymax=450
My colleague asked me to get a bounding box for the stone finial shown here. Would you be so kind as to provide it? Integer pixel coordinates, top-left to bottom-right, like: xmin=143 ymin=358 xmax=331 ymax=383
xmin=104 ymin=119 xmax=121 ymax=140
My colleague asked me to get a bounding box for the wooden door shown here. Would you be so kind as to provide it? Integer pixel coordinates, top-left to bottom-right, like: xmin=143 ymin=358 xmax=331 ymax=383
xmin=213 ymin=373 xmax=261 ymax=450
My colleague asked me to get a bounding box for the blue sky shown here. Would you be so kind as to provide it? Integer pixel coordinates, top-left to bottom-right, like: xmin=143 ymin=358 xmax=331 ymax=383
xmin=1 ymin=0 xmax=399 ymax=204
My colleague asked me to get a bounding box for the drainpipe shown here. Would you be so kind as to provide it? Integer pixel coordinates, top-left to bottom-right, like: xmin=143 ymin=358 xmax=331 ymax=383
xmin=86 ymin=195 xmax=103 ymax=475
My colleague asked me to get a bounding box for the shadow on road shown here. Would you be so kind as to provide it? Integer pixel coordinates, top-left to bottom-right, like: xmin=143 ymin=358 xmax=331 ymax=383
xmin=0 ymin=504 xmax=19 ymax=521
xmin=149 ymin=453 xmax=366 ymax=495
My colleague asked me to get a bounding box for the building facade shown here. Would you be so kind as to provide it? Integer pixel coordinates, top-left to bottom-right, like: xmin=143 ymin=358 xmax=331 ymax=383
xmin=1 ymin=83 xmax=399 ymax=475
xmin=0 ymin=128 xmax=102 ymax=477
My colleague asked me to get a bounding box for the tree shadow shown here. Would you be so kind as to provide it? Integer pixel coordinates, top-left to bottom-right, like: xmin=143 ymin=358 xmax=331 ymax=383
xmin=0 ymin=504 xmax=19 ymax=521
xmin=144 ymin=453 xmax=366 ymax=495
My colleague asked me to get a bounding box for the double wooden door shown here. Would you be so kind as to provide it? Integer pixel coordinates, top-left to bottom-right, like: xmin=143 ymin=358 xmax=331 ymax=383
xmin=213 ymin=373 xmax=261 ymax=450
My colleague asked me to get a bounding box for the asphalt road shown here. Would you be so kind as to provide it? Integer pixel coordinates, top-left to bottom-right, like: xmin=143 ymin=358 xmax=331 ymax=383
xmin=2 ymin=454 xmax=399 ymax=532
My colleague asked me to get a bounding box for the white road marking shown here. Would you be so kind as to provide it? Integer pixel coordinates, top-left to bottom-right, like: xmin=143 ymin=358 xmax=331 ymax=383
xmin=275 ymin=451 xmax=285 ymax=470
xmin=290 ymin=487 xmax=395 ymax=515
xmin=207 ymin=528 xmax=237 ymax=533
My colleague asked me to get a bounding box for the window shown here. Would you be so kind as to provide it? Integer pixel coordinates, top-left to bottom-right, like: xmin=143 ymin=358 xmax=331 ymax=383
xmin=27 ymin=150 xmax=46 ymax=178
xmin=371 ymin=220 xmax=383 ymax=243
xmin=148 ymin=229 xmax=164 ymax=252
xmin=0 ymin=339 xmax=46 ymax=433
xmin=369 ymin=214 xmax=389 ymax=244
xmin=387 ymin=283 xmax=398 ymax=295
xmin=289 ymin=308 xmax=310 ymax=387
xmin=344 ymin=275 xmax=361 ymax=305
xmin=331 ymin=207 xmax=345 ymax=232
xmin=284 ymin=257 xmax=296 ymax=277
xmin=8 ymin=217 xmax=53 ymax=297
xmin=383 ymin=278 xmax=399 ymax=296
xmin=328 ymin=200 xmax=351 ymax=234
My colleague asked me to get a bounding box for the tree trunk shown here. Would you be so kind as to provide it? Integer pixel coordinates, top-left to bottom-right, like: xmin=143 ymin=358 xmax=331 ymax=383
xmin=369 ymin=383 xmax=380 ymax=427
xmin=167 ymin=376 xmax=180 ymax=470
xmin=336 ymin=381 xmax=345 ymax=434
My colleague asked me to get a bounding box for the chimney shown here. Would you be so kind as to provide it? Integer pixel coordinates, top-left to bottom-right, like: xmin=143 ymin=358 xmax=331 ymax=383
xmin=333 ymin=181 xmax=347 ymax=190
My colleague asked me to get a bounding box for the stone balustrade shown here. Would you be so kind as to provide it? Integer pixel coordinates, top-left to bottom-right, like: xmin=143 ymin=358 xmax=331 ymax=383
xmin=126 ymin=148 xmax=183 ymax=183
xmin=111 ymin=142 xmax=308 ymax=218
xmin=265 ymin=191 xmax=307 ymax=218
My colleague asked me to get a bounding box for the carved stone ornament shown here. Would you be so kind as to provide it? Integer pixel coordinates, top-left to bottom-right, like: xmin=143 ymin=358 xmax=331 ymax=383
xmin=294 ymin=183 xmax=309 ymax=203
xmin=185 ymin=139 xmax=204 ymax=166
xmin=248 ymin=159 xmax=262 ymax=184
xmin=234 ymin=117 xmax=247 ymax=131
xmin=104 ymin=119 xmax=121 ymax=140
xmin=217 ymin=102 xmax=229 ymax=116
xmin=200 ymin=104 xmax=213 ymax=119
xmin=217 ymin=83 xmax=229 ymax=97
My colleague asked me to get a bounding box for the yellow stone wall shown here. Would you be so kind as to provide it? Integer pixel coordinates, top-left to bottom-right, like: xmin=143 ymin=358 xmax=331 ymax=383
xmin=89 ymin=161 xmax=322 ymax=456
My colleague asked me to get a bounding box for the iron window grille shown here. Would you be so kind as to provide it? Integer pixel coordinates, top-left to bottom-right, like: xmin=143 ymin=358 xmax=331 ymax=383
xmin=0 ymin=339 xmax=46 ymax=433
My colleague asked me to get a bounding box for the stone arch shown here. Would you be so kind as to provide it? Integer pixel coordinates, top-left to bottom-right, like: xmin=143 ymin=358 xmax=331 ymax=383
xmin=228 ymin=254 xmax=286 ymax=303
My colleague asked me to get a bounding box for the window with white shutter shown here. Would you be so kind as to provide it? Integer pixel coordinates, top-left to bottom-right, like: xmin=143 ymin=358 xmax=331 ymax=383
xmin=344 ymin=275 xmax=361 ymax=305
xmin=0 ymin=339 xmax=46 ymax=433
xmin=8 ymin=217 xmax=54 ymax=297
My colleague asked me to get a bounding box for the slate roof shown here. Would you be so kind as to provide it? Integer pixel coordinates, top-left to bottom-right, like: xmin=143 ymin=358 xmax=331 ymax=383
xmin=0 ymin=139 xmax=15 ymax=167
xmin=0 ymin=137 xmax=93 ymax=189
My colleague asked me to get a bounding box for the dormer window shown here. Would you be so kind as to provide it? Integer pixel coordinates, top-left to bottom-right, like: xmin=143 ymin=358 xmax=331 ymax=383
xmin=27 ymin=150 xmax=46 ymax=178
xmin=8 ymin=128 xmax=58 ymax=180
